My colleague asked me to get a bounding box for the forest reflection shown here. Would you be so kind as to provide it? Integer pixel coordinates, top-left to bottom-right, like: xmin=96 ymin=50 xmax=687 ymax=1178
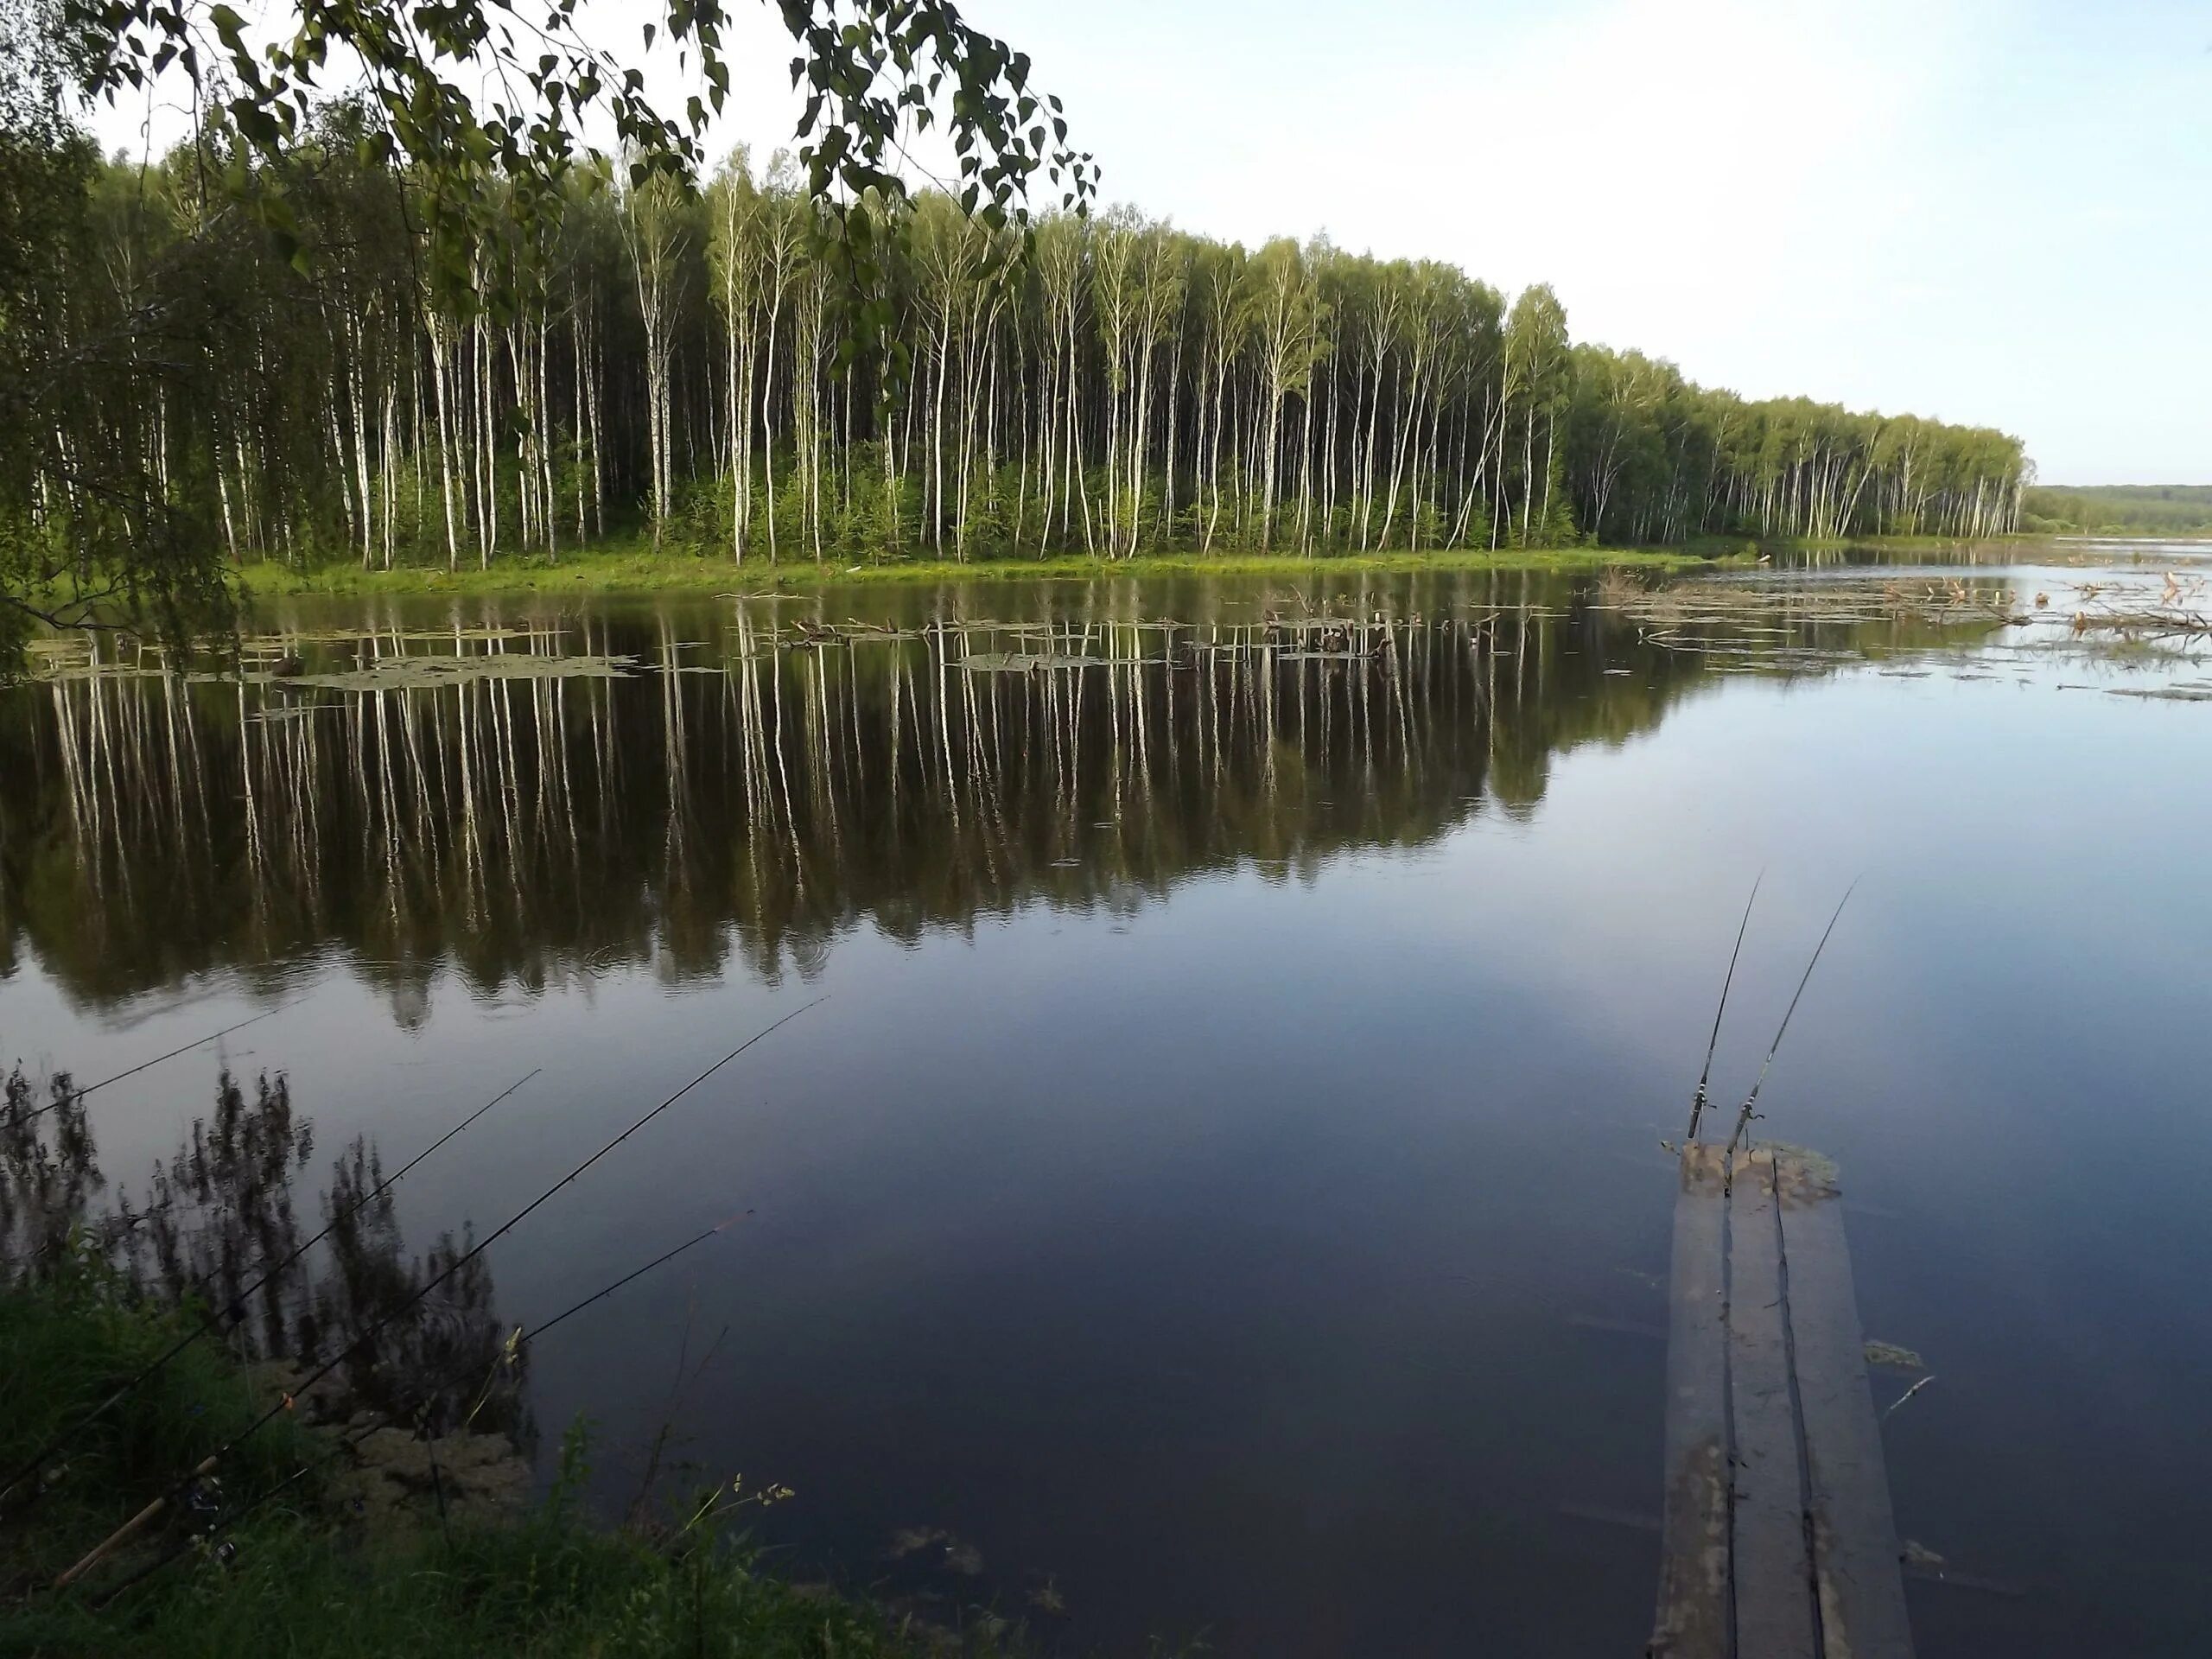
xmin=1 ymin=579 xmax=1980 ymax=1014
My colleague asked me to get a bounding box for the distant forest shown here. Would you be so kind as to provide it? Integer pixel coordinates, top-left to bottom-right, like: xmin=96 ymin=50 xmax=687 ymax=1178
xmin=2023 ymin=486 xmax=2212 ymax=537
xmin=15 ymin=116 xmax=2031 ymax=577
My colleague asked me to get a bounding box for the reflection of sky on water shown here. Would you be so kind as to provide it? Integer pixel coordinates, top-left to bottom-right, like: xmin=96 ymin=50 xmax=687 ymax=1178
xmin=4 ymin=559 xmax=2208 ymax=1656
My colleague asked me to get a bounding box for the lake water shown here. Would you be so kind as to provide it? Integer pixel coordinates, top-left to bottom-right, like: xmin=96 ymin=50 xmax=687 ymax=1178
xmin=4 ymin=543 xmax=2209 ymax=1655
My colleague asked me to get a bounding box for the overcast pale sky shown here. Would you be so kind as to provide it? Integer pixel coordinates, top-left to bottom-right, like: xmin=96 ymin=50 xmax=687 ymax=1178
xmin=92 ymin=0 xmax=2210 ymax=483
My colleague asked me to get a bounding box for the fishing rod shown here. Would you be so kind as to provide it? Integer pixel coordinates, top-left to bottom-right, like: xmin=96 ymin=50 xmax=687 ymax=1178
xmin=54 ymin=998 xmax=823 ymax=1588
xmin=443 ymin=1212 xmax=755 ymax=1445
xmin=524 ymin=1211 xmax=750 ymax=1348
xmin=1685 ymin=872 xmax=1763 ymax=1142
xmin=8 ymin=1001 xmax=297 ymax=1128
xmin=86 ymin=1210 xmax=755 ymax=1605
xmin=1 ymin=1069 xmax=542 ymax=1510
xmin=1724 ymin=880 xmax=1859 ymax=1156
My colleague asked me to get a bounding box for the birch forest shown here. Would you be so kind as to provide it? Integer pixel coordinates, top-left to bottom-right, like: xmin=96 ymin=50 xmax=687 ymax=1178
xmin=21 ymin=120 xmax=2031 ymax=578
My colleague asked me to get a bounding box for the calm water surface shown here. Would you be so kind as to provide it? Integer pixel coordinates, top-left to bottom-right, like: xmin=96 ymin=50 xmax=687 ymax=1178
xmin=4 ymin=545 xmax=2209 ymax=1655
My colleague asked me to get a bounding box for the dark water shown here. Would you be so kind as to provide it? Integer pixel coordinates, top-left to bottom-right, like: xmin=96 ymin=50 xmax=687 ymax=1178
xmin=4 ymin=548 xmax=2210 ymax=1655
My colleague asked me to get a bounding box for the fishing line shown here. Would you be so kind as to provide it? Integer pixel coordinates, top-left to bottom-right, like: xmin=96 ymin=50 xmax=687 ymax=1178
xmin=8 ymin=1001 xmax=300 ymax=1128
xmin=3 ymin=1070 xmax=542 ymax=1507
xmin=85 ymin=1211 xmax=755 ymax=1605
xmin=53 ymin=998 xmax=823 ymax=1588
xmin=1686 ymin=871 xmax=1763 ymax=1142
xmin=523 ymin=1211 xmax=750 ymax=1347
xmin=1725 ymin=880 xmax=1859 ymax=1155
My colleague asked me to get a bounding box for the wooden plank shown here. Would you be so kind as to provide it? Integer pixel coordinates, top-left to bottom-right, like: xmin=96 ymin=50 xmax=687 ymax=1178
xmin=1727 ymin=1147 xmax=1821 ymax=1658
xmin=1776 ymin=1154 xmax=1917 ymax=1659
xmin=1649 ymin=1143 xmax=1730 ymax=1659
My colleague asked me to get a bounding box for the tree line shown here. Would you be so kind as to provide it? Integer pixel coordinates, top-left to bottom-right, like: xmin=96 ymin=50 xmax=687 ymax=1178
xmin=13 ymin=107 xmax=2031 ymax=590
xmin=2023 ymin=485 xmax=2212 ymax=537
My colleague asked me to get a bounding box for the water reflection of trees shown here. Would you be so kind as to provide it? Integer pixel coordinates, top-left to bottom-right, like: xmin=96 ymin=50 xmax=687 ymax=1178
xmin=1 ymin=583 xmax=1883 ymax=1007
xmin=1 ymin=1065 xmax=524 ymax=1440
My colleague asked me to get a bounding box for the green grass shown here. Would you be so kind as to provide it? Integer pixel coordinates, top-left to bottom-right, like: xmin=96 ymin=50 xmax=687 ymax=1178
xmin=237 ymin=535 xmax=1731 ymax=601
xmin=0 ymin=1257 xmax=322 ymax=1586
xmin=0 ymin=1267 xmax=1046 ymax=1657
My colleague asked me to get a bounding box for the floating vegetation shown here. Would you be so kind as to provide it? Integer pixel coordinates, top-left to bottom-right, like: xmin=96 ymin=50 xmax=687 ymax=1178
xmin=2056 ymin=570 xmax=2209 ymax=641
xmin=255 ymin=653 xmax=639 ymax=691
xmin=23 ymin=626 xmax=541 ymax=664
xmin=1764 ymin=1142 xmax=1841 ymax=1193
xmin=29 ymin=660 xmax=149 ymax=683
xmin=1666 ymin=642 xmax=1859 ymax=668
xmin=885 ymin=1525 xmax=984 ymax=1576
xmin=245 ymin=626 xmax=542 ymax=645
xmin=243 ymin=706 xmax=335 ymax=725
xmin=1597 ymin=573 xmax=2020 ymax=689
xmin=22 ymin=640 xmax=632 ymax=690
xmin=1864 ymin=1340 xmax=1928 ymax=1372
xmin=1998 ymin=571 xmax=2212 ymax=687
xmin=887 ymin=1527 xmax=944 ymax=1560
xmin=954 ymin=651 xmax=1113 ymax=672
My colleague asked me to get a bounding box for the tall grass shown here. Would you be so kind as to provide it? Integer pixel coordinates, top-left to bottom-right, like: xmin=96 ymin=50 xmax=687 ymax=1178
xmin=235 ymin=534 xmax=1716 ymax=602
xmin=0 ymin=1265 xmax=1039 ymax=1656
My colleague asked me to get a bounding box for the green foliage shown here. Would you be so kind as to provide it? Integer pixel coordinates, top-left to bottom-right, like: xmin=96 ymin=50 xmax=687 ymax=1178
xmin=74 ymin=0 xmax=1095 ymax=330
xmin=1560 ymin=345 xmax=2026 ymax=546
xmin=2023 ymin=484 xmax=2212 ymax=536
xmin=3 ymin=1 xmax=2030 ymax=675
xmin=1 ymin=5 xmax=237 ymax=669
xmin=2 ymin=0 xmax=1093 ymax=674
xmin=3 ymin=115 xmax=2027 ymax=653
xmin=0 ymin=1277 xmax=1035 ymax=1656
xmin=0 ymin=1249 xmax=321 ymax=1582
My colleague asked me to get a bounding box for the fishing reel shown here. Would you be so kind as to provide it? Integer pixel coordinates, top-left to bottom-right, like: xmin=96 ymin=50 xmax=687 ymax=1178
xmin=183 ymin=1473 xmax=225 ymax=1526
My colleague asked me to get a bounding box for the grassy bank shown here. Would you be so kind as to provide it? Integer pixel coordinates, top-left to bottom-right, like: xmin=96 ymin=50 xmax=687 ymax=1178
xmin=0 ymin=1266 xmax=1031 ymax=1657
xmin=237 ymin=536 xmax=1734 ymax=602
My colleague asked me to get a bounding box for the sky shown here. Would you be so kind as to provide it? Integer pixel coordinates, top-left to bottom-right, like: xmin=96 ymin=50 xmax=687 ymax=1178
xmin=88 ymin=0 xmax=2211 ymax=484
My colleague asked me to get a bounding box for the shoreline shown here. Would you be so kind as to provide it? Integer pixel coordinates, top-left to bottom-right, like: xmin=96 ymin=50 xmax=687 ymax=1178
xmin=0 ymin=1274 xmax=1058 ymax=1656
xmin=235 ymin=538 xmax=1743 ymax=601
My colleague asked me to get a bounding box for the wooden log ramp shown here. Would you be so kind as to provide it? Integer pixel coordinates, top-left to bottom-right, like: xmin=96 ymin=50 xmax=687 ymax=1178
xmin=1648 ymin=1143 xmax=1916 ymax=1659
